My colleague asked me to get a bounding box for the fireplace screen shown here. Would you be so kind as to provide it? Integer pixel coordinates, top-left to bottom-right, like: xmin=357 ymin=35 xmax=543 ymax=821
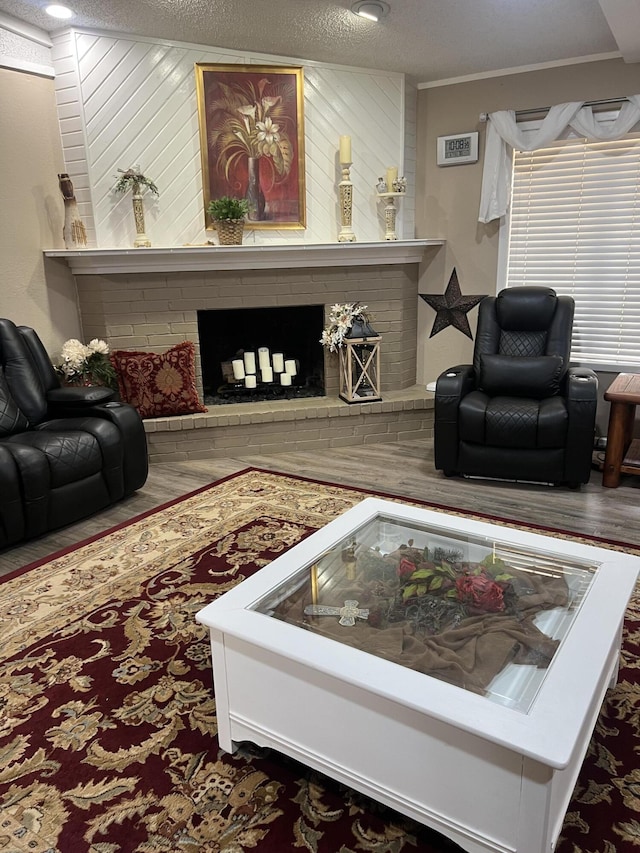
xmin=197 ymin=306 xmax=325 ymax=405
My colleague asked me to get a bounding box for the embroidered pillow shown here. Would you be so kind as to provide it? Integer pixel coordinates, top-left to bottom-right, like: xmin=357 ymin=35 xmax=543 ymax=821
xmin=110 ymin=341 xmax=207 ymax=419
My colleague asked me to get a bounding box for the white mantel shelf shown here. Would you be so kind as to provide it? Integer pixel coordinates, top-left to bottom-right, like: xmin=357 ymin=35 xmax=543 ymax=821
xmin=44 ymin=240 xmax=443 ymax=276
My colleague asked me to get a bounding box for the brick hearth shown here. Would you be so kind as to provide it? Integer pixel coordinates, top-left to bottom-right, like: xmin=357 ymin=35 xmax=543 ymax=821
xmin=143 ymin=387 xmax=433 ymax=462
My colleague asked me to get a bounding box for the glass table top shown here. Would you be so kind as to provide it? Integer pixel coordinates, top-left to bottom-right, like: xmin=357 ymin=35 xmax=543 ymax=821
xmin=252 ymin=512 xmax=599 ymax=713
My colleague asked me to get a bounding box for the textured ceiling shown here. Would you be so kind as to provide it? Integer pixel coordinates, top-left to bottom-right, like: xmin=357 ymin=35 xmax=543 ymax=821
xmin=0 ymin=0 xmax=638 ymax=83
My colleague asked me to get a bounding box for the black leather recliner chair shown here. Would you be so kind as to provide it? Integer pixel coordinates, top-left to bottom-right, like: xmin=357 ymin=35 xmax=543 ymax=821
xmin=434 ymin=287 xmax=598 ymax=488
xmin=0 ymin=319 xmax=148 ymax=548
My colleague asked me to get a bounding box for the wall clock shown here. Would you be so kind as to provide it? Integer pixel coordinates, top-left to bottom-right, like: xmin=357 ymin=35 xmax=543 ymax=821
xmin=437 ymin=132 xmax=479 ymax=166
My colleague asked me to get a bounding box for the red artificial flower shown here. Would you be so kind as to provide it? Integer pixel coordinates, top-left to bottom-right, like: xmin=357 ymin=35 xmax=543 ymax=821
xmin=455 ymin=571 xmax=505 ymax=613
xmin=397 ymin=557 xmax=416 ymax=580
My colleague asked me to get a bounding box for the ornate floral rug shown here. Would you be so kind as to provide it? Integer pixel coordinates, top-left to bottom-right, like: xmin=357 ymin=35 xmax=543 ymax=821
xmin=1 ymin=468 xmax=638 ymax=853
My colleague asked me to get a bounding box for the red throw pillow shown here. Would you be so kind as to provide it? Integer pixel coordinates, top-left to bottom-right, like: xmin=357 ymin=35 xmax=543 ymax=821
xmin=110 ymin=341 xmax=207 ymax=419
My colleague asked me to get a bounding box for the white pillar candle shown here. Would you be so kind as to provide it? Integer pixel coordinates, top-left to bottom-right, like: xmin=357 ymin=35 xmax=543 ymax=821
xmin=285 ymin=359 xmax=297 ymax=376
xmin=272 ymin=352 xmax=285 ymax=372
xmin=280 ymin=372 xmax=292 ymax=386
xmin=262 ymin=366 xmax=273 ymax=383
xmin=258 ymin=347 xmax=270 ymax=371
xmin=245 ymin=375 xmax=257 ymax=389
xmin=386 ymin=166 xmax=398 ymax=192
xmin=243 ymin=351 xmax=256 ymax=373
xmin=232 ymin=359 xmax=245 ymax=380
xmin=339 ymin=135 xmax=351 ymax=163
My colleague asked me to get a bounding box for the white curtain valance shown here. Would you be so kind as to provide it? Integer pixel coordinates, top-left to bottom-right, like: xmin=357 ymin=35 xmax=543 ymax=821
xmin=478 ymin=95 xmax=640 ymax=223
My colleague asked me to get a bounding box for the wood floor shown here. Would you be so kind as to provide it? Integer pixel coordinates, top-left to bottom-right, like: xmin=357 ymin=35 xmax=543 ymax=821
xmin=2 ymin=438 xmax=639 ymax=576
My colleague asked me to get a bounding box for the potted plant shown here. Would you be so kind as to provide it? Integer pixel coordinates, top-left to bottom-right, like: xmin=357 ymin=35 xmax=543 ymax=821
xmin=207 ymin=196 xmax=249 ymax=245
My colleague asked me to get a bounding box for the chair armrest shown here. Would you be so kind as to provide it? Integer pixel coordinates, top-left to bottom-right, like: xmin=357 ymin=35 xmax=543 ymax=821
xmin=565 ymin=367 xmax=598 ymax=402
xmin=564 ymin=367 xmax=598 ymax=486
xmin=47 ymin=386 xmax=116 ymax=412
xmin=434 ymin=365 xmax=476 ymax=474
xmin=435 ymin=365 xmax=476 ymax=401
xmin=84 ymin=402 xmax=148 ymax=494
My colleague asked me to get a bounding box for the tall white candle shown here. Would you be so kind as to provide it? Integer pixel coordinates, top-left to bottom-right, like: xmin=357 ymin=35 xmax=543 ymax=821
xmin=258 ymin=347 xmax=270 ymax=371
xmin=339 ymin=135 xmax=351 ymax=163
xmin=280 ymin=372 xmax=292 ymax=386
xmin=273 ymin=352 xmax=285 ymax=372
xmin=386 ymin=166 xmax=398 ymax=192
xmin=232 ymin=359 xmax=245 ymax=380
xmin=284 ymin=359 xmax=297 ymax=376
xmin=243 ymin=351 xmax=256 ymax=374
xmin=245 ymin=375 xmax=257 ymax=389
xmin=262 ymin=366 xmax=273 ymax=383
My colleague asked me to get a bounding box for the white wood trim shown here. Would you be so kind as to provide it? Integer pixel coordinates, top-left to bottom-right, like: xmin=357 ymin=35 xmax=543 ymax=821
xmin=0 ymin=13 xmax=52 ymax=47
xmin=44 ymin=239 xmax=443 ymax=275
xmin=0 ymin=55 xmax=54 ymax=77
xmin=417 ymin=52 xmax=621 ymax=89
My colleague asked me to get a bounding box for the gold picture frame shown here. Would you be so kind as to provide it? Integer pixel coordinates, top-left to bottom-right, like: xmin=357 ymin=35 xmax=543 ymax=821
xmin=195 ymin=63 xmax=306 ymax=230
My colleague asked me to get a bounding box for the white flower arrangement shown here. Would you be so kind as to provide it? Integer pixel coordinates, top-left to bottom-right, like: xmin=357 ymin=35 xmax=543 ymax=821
xmin=55 ymin=338 xmax=117 ymax=388
xmin=320 ymin=302 xmax=372 ymax=352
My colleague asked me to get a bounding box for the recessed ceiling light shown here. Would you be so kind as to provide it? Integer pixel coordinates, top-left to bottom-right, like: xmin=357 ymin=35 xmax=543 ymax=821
xmin=351 ymin=1 xmax=390 ymax=22
xmin=45 ymin=4 xmax=75 ymax=19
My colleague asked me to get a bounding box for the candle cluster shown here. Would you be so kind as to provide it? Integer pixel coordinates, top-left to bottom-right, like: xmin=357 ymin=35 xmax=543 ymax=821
xmin=231 ymin=347 xmax=298 ymax=389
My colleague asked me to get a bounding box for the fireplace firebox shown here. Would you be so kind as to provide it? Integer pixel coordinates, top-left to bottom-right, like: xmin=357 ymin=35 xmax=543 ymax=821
xmin=197 ymin=306 xmax=326 ymax=405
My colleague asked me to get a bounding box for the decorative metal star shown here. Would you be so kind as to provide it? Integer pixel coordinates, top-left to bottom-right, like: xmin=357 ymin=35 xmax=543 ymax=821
xmin=420 ymin=269 xmax=487 ymax=339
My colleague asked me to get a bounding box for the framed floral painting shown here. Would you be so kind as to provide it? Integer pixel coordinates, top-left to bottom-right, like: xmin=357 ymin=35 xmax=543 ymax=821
xmin=195 ymin=64 xmax=306 ymax=230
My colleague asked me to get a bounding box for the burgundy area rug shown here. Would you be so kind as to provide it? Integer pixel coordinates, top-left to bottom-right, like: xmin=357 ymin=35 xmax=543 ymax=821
xmin=1 ymin=468 xmax=638 ymax=852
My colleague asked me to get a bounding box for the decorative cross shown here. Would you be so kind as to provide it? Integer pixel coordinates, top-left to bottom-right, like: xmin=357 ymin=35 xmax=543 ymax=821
xmin=304 ymin=599 xmax=370 ymax=627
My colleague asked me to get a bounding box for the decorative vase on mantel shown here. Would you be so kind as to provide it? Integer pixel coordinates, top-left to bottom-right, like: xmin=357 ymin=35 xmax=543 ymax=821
xmin=246 ymin=156 xmax=266 ymax=221
xmin=113 ymin=165 xmax=159 ymax=249
xmin=132 ymin=193 xmax=151 ymax=247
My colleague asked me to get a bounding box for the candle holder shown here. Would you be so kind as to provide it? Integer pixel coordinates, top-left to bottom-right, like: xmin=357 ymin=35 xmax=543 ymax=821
xmin=132 ymin=193 xmax=152 ymax=247
xmin=338 ymin=162 xmax=356 ymax=243
xmin=376 ymin=192 xmax=403 ymax=241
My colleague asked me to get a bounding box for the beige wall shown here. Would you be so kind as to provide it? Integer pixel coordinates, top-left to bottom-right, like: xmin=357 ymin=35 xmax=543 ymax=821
xmin=416 ymin=58 xmax=640 ymax=387
xmin=3 ymin=56 xmax=640 ymax=385
xmin=0 ymin=67 xmax=80 ymax=355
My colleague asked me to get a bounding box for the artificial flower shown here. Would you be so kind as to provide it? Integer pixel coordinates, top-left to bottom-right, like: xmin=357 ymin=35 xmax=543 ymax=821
xmin=320 ymin=302 xmax=373 ymax=352
xmin=455 ymin=571 xmax=505 ymax=613
xmin=55 ymin=338 xmax=117 ymax=389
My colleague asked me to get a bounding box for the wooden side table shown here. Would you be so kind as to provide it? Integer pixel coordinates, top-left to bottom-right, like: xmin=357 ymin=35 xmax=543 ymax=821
xmin=602 ymin=373 xmax=640 ymax=487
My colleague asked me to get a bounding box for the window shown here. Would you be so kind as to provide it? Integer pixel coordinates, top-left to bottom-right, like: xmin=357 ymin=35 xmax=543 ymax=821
xmin=502 ymin=127 xmax=640 ymax=370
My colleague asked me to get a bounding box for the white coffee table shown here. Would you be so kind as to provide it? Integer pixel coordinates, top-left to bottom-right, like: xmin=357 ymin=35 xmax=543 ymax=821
xmin=196 ymin=498 xmax=638 ymax=853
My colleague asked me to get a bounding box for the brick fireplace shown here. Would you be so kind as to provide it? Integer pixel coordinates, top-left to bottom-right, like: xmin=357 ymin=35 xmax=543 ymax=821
xmin=51 ymin=242 xmax=439 ymax=461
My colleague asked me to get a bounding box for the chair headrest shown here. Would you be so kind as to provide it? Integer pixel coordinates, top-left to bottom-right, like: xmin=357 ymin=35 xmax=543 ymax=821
xmin=496 ymin=287 xmax=558 ymax=331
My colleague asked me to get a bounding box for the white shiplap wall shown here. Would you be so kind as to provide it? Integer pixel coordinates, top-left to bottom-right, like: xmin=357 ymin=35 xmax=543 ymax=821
xmin=51 ymin=28 xmax=412 ymax=248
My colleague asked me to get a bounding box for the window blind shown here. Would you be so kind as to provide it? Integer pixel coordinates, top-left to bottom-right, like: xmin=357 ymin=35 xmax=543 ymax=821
xmin=506 ymin=133 xmax=640 ymax=369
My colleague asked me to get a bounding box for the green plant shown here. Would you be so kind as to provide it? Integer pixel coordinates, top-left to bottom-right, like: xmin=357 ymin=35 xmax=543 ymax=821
xmin=113 ymin=167 xmax=159 ymax=196
xmin=207 ymin=196 xmax=249 ymax=221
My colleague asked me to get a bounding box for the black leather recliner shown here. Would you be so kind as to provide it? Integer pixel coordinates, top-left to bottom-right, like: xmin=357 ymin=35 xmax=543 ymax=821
xmin=0 ymin=319 xmax=148 ymax=548
xmin=434 ymin=287 xmax=598 ymax=488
